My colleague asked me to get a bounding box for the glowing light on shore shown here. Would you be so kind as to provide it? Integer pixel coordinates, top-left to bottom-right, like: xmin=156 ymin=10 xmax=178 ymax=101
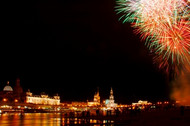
xmin=3 ymin=98 xmax=7 ymax=102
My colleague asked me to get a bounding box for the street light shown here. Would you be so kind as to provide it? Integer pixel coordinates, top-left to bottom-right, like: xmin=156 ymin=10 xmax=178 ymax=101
xmin=3 ymin=98 xmax=7 ymax=102
xmin=15 ymin=99 xmax=18 ymax=102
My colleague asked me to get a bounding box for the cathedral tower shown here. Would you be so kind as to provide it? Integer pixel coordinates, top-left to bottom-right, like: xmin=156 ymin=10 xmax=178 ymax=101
xmin=94 ymin=87 xmax=100 ymax=105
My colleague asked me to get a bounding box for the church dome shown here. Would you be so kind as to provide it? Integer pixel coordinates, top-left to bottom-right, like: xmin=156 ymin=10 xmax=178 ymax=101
xmin=3 ymin=81 xmax=13 ymax=92
xmin=3 ymin=85 xmax=13 ymax=91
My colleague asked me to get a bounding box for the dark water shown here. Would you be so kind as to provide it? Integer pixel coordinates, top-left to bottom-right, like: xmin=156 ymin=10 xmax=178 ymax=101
xmin=0 ymin=113 xmax=114 ymax=126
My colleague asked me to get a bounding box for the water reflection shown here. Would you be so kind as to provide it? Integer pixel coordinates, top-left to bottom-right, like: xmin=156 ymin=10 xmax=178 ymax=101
xmin=0 ymin=113 xmax=114 ymax=126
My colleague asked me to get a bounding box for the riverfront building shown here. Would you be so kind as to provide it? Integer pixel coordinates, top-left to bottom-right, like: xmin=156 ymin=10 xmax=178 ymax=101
xmin=0 ymin=78 xmax=26 ymax=104
xmin=105 ymin=88 xmax=117 ymax=109
xmin=88 ymin=88 xmax=101 ymax=106
xmin=0 ymin=78 xmax=60 ymax=105
xmin=26 ymin=90 xmax=60 ymax=105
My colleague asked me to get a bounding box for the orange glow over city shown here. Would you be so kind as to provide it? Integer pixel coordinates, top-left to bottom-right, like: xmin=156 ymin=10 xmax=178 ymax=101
xmin=171 ymin=58 xmax=190 ymax=106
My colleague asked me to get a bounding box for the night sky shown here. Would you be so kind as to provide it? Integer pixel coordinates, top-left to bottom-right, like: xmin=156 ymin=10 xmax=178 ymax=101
xmin=0 ymin=0 xmax=169 ymax=104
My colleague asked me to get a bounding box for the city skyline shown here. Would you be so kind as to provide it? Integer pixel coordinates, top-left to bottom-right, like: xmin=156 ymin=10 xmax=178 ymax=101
xmin=0 ymin=78 xmax=168 ymax=104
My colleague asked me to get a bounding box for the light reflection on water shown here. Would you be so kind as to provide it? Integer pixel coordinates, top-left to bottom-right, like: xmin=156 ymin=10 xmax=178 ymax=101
xmin=0 ymin=113 xmax=114 ymax=126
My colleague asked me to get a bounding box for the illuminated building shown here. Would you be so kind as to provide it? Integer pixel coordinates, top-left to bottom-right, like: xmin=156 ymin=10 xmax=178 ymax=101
xmin=3 ymin=81 xmax=13 ymax=92
xmin=0 ymin=78 xmax=60 ymax=106
xmin=71 ymin=102 xmax=87 ymax=107
xmin=105 ymin=87 xmax=117 ymax=109
xmin=93 ymin=88 xmax=100 ymax=104
xmin=13 ymin=78 xmax=25 ymax=102
xmin=132 ymin=100 xmax=152 ymax=106
xmin=0 ymin=79 xmax=26 ymax=104
xmin=26 ymin=90 xmax=60 ymax=105
xmin=88 ymin=88 xmax=101 ymax=106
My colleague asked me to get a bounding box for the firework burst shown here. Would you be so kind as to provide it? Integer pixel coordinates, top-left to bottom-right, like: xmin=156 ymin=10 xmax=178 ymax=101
xmin=115 ymin=0 xmax=190 ymax=73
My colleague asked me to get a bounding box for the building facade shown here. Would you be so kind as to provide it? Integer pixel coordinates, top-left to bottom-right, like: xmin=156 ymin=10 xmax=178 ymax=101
xmin=0 ymin=78 xmax=60 ymax=106
xmin=88 ymin=88 xmax=100 ymax=106
xmin=132 ymin=100 xmax=152 ymax=106
xmin=0 ymin=79 xmax=26 ymax=104
xmin=105 ymin=87 xmax=117 ymax=109
xmin=26 ymin=90 xmax=60 ymax=105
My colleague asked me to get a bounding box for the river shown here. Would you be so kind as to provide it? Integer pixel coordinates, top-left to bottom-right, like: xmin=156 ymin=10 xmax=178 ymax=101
xmin=0 ymin=113 xmax=114 ymax=126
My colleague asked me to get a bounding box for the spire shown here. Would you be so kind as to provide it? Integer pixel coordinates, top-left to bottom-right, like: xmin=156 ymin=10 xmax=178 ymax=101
xmin=7 ymin=81 xmax=10 ymax=85
xmin=97 ymin=87 xmax=99 ymax=95
xmin=109 ymin=87 xmax=114 ymax=100
xmin=110 ymin=87 xmax=113 ymax=95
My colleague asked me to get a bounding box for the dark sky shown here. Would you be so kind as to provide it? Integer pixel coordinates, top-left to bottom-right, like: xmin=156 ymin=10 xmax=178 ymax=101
xmin=0 ymin=0 xmax=169 ymax=104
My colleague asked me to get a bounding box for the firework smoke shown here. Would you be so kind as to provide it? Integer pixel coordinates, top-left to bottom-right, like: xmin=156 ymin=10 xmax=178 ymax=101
xmin=170 ymin=70 xmax=190 ymax=106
